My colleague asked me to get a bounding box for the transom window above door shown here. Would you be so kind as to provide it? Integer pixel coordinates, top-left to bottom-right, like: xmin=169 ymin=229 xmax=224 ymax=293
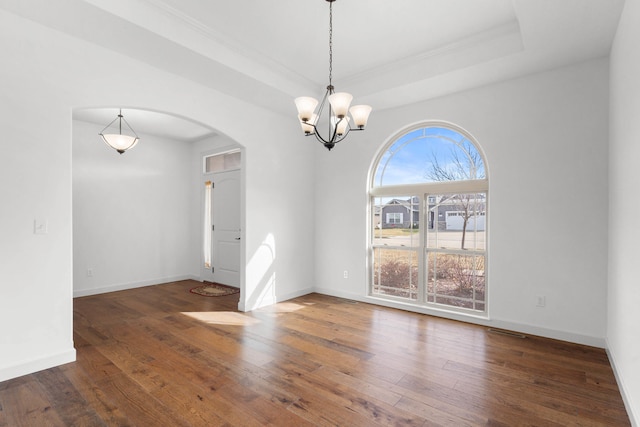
xmin=204 ymin=150 xmax=241 ymax=174
xmin=370 ymin=123 xmax=488 ymax=315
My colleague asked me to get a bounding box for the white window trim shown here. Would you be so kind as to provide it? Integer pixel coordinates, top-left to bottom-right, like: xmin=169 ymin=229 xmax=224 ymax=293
xmin=369 ymin=121 xmax=489 ymax=318
xmin=386 ymin=212 xmax=403 ymax=224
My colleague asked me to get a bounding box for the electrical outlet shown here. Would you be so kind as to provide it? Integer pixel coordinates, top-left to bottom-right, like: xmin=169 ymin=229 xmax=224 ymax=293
xmin=87 ymin=269 xmax=93 ymax=277
xmin=536 ymin=295 xmax=546 ymax=307
xmin=343 ymin=270 xmax=348 ymax=279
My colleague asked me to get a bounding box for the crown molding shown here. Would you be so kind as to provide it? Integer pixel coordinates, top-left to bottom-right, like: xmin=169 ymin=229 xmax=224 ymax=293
xmin=339 ymin=20 xmax=523 ymax=99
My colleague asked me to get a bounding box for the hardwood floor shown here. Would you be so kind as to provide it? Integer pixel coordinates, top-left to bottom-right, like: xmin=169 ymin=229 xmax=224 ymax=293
xmin=0 ymin=280 xmax=630 ymax=426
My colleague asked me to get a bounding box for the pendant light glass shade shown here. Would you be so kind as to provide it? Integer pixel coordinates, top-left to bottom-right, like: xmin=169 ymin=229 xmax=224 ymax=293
xmin=327 ymin=92 xmax=353 ymax=118
xmin=295 ymin=97 xmax=319 ymax=123
xmin=99 ymin=109 xmax=140 ymax=154
xmin=299 ymin=113 xmax=318 ymax=134
xmin=349 ymin=104 xmax=372 ymax=129
xmin=335 ymin=116 xmax=350 ymax=136
xmin=100 ymin=133 xmax=139 ymax=153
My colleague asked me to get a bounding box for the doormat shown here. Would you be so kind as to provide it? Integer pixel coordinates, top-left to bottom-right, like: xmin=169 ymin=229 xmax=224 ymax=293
xmin=189 ymin=282 xmax=240 ymax=297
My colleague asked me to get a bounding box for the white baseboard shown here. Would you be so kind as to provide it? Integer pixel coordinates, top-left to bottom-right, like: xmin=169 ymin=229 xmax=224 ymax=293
xmin=313 ymin=286 xmax=605 ymax=348
xmin=275 ymin=286 xmax=315 ymax=305
xmin=606 ymin=340 xmax=639 ymax=427
xmin=0 ymin=348 xmax=76 ymax=383
xmin=480 ymin=318 xmax=605 ymax=348
xmin=73 ymin=274 xmax=200 ymax=298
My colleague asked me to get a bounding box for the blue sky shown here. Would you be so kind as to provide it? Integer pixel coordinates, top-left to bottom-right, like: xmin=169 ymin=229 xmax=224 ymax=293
xmin=373 ymin=126 xmax=484 ymax=186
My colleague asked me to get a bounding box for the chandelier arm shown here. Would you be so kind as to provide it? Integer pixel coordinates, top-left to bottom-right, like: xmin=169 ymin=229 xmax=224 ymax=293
xmin=314 ymin=133 xmax=331 ymax=146
xmin=315 ymin=87 xmax=331 ymax=126
xmin=328 ymin=109 xmax=337 ymax=142
xmin=307 ymin=123 xmax=330 ymax=145
xmin=333 ymin=115 xmax=346 ymax=140
xmin=120 ymin=116 xmax=140 ymax=138
xmin=98 ymin=116 xmax=121 ymax=135
xmin=333 ymin=127 xmax=349 ymax=144
xmin=333 ymin=121 xmax=366 ymax=144
xmin=306 ymin=121 xmax=349 ymax=147
xmin=303 ymin=105 xmax=360 ymax=147
xmin=305 ymin=122 xmax=339 ymax=148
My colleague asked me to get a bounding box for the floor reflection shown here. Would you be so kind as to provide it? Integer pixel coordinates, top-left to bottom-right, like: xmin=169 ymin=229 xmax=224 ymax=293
xmin=181 ymin=311 xmax=261 ymax=326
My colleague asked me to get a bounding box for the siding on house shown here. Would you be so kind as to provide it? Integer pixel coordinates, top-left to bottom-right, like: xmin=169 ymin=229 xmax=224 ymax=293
xmin=381 ymin=198 xmax=420 ymax=228
xmin=380 ymin=196 xmax=486 ymax=230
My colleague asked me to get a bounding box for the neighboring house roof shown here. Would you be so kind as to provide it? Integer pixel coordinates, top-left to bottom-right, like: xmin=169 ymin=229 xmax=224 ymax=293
xmin=386 ymin=198 xmax=419 ymax=212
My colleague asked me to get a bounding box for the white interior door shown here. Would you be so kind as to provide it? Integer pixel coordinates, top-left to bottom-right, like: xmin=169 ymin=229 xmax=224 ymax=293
xmin=204 ymin=169 xmax=241 ymax=286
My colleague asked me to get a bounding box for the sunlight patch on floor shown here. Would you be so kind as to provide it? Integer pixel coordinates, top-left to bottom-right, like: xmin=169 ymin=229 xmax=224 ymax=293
xmin=181 ymin=311 xmax=261 ymax=326
xmin=255 ymin=301 xmax=311 ymax=315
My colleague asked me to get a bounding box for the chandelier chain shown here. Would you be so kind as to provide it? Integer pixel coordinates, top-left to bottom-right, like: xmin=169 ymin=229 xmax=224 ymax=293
xmin=328 ymin=0 xmax=333 ymax=86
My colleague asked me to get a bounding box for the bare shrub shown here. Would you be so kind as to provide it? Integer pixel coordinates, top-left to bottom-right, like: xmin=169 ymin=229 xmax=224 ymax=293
xmin=373 ymin=251 xmax=485 ymax=309
xmin=374 ymin=258 xmax=418 ymax=298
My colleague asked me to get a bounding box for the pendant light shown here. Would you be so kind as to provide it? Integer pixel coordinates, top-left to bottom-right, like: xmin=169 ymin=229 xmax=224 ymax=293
xmin=99 ymin=109 xmax=140 ymax=154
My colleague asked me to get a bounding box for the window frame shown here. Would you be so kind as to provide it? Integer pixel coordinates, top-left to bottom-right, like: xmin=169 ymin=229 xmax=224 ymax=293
xmin=386 ymin=212 xmax=403 ymax=225
xmin=369 ymin=121 xmax=489 ymax=317
xmin=203 ymin=150 xmax=241 ymax=174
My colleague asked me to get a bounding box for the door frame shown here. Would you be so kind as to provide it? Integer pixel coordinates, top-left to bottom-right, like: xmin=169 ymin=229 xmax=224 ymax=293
xmin=200 ymin=145 xmax=244 ymax=298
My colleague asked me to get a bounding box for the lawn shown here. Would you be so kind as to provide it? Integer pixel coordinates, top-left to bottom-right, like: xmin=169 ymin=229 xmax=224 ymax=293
xmin=374 ymin=228 xmax=419 ymax=237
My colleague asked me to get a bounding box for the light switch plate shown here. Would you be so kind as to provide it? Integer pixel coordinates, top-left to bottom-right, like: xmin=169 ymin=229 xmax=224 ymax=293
xmin=34 ymin=218 xmax=48 ymax=235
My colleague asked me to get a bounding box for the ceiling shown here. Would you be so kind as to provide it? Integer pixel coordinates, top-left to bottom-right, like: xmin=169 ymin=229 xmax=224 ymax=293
xmin=1 ymin=0 xmax=626 ymax=140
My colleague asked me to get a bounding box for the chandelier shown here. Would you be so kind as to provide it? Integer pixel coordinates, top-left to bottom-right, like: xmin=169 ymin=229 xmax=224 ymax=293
xmin=295 ymin=0 xmax=372 ymax=151
xmin=99 ymin=109 xmax=139 ymax=154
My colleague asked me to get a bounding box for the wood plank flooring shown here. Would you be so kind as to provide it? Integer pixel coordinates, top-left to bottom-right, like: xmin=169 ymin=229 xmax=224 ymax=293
xmin=0 ymin=280 xmax=630 ymax=426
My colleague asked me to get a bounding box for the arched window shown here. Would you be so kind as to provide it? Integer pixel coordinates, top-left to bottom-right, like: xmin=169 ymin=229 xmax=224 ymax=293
xmin=370 ymin=122 xmax=488 ymax=314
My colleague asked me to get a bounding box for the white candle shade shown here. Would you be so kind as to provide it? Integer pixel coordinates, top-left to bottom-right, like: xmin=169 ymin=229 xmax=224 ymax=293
xmin=349 ymin=104 xmax=372 ymax=128
xmin=335 ymin=116 xmax=350 ymax=136
xmin=299 ymin=114 xmax=318 ymax=134
xmin=328 ymin=92 xmax=353 ymax=118
xmin=294 ymin=97 xmax=319 ymax=122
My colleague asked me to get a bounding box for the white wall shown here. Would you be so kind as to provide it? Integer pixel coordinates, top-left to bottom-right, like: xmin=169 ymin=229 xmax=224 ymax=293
xmin=0 ymin=8 xmax=315 ymax=381
xmin=0 ymin=11 xmax=76 ymax=382
xmin=315 ymin=57 xmax=610 ymax=347
xmin=73 ymin=120 xmax=195 ymax=297
xmin=608 ymin=0 xmax=640 ymax=423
